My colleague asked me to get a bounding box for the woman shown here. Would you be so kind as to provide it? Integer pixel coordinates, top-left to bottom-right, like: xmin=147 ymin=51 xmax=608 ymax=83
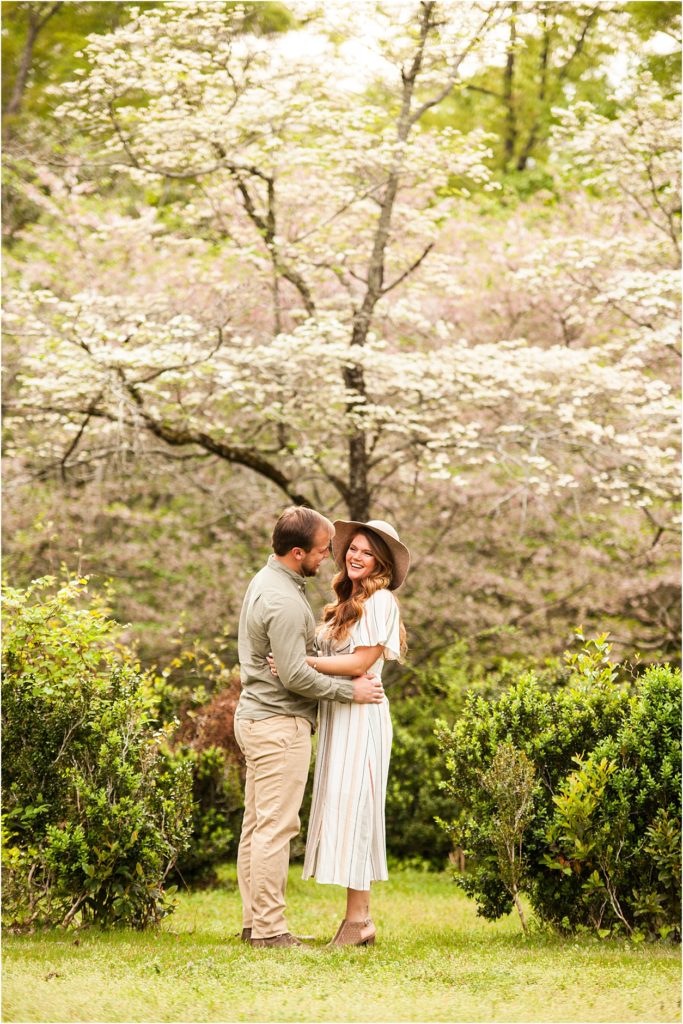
xmin=272 ymin=518 xmax=409 ymax=947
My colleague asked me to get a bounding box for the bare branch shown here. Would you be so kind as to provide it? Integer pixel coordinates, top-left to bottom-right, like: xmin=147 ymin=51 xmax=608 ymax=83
xmin=290 ymin=181 xmax=387 ymax=245
xmin=17 ymin=396 xmax=312 ymax=507
xmin=558 ymin=5 xmax=601 ymax=80
xmin=60 ymin=408 xmax=96 ymax=481
xmin=228 ymin=162 xmax=316 ymax=317
xmin=131 ymin=326 xmax=227 ymax=385
xmin=461 ymin=83 xmax=504 ymax=100
xmin=381 ymin=242 xmax=435 ymax=295
xmin=408 ymin=7 xmax=499 ymax=128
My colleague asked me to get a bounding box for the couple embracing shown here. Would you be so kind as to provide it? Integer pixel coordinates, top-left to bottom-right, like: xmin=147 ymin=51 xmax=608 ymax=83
xmin=234 ymin=506 xmax=409 ymax=948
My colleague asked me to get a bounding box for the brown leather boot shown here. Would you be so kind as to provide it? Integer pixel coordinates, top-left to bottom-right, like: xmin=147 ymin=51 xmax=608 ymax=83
xmin=240 ymin=928 xmax=251 ymax=942
xmin=327 ymin=918 xmax=376 ymax=947
xmin=250 ymin=932 xmax=303 ymax=948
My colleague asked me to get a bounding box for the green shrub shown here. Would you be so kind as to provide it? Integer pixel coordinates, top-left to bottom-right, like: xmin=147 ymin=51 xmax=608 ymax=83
xmin=436 ymin=634 xmax=681 ymax=938
xmin=386 ymin=635 xmax=564 ymax=868
xmin=149 ymin=647 xmax=245 ymax=884
xmin=2 ymin=576 xmax=193 ymax=929
xmin=480 ymin=741 xmax=537 ymax=934
xmin=166 ymin=745 xmax=244 ymax=885
xmin=383 ymin=706 xmax=457 ymax=867
xmin=544 ymin=663 xmax=682 ymax=938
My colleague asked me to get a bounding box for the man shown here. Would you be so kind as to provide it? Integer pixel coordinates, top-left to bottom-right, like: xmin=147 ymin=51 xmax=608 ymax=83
xmin=234 ymin=506 xmax=384 ymax=949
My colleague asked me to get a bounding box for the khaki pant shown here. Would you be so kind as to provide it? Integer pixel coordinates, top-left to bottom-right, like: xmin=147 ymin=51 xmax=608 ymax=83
xmin=234 ymin=715 xmax=312 ymax=939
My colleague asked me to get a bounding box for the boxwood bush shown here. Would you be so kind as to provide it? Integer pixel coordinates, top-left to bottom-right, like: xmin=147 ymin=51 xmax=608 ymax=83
xmin=148 ymin=647 xmax=246 ymax=885
xmin=2 ymin=576 xmax=193 ymax=929
xmin=381 ymin=636 xmax=565 ymax=868
xmin=436 ymin=634 xmax=681 ymax=939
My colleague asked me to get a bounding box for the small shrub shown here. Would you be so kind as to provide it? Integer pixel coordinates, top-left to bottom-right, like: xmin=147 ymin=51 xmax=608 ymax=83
xmin=383 ymin=634 xmax=558 ymax=867
xmin=436 ymin=634 xmax=681 ymax=938
xmin=163 ymin=745 xmax=243 ymax=885
xmin=480 ymin=742 xmax=536 ymax=934
xmin=382 ymin=709 xmax=456 ymax=867
xmin=2 ymin=576 xmax=193 ymax=929
xmin=545 ymin=663 xmax=682 ymax=938
xmin=150 ymin=647 xmax=245 ymax=884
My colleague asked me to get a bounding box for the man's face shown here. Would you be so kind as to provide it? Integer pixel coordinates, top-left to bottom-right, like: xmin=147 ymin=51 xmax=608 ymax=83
xmin=299 ymin=527 xmax=333 ymax=577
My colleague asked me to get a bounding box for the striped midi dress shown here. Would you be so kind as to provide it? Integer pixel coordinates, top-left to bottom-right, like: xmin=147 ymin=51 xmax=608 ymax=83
xmin=302 ymin=588 xmax=400 ymax=890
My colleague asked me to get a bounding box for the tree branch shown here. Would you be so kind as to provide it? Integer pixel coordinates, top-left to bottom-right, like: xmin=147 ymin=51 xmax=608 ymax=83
xmin=503 ymin=1 xmax=518 ymax=166
xmin=230 ymin=164 xmax=316 ymax=317
xmin=558 ymin=5 xmax=601 ymax=80
xmin=25 ymin=397 xmax=313 ymax=507
xmin=381 ymin=242 xmax=435 ymax=295
xmin=131 ymin=326 xmax=227 ymax=385
xmin=60 ymin=408 xmax=97 ymax=481
xmin=408 ymin=7 xmax=499 ymax=128
xmin=3 ymin=1 xmax=63 ymax=136
xmin=461 ymin=83 xmax=504 ymax=100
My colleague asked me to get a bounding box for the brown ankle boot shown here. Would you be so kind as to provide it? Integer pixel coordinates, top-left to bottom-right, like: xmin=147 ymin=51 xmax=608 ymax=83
xmin=327 ymin=918 xmax=376 ymax=947
xmin=250 ymin=932 xmax=303 ymax=948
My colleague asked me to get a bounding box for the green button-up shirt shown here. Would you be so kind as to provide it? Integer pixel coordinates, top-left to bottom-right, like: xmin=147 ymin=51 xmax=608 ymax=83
xmin=235 ymin=555 xmax=354 ymax=727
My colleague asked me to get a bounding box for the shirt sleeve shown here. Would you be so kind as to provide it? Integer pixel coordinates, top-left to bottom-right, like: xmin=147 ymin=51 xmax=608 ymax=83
xmin=353 ymin=589 xmax=401 ymax=661
xmin=263 ymin=595 xmax=355 ymax=703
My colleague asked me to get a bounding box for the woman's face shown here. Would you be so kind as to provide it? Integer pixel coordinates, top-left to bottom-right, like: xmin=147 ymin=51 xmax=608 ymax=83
xmin=345 ymin=533 xmax=377 ymax=587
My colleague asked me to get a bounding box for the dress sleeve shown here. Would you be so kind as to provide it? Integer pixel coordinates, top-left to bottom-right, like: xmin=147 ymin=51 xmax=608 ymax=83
xmin=353 ymin=589 xmax=401 ymax=661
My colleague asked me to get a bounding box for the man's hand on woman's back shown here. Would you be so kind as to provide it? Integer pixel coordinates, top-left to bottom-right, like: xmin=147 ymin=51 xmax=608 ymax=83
xmin=352 ymin=673 xmax=384 ymax=703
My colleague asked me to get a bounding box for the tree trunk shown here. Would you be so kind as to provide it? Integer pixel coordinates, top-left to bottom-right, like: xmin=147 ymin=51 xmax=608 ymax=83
xmin=3 ymin=3 xmax=63 ymax=142
xmin=503 ymin=3 xmax=518 ymax=168
xmin=346 ymin=428 xmax=371 ymax=521
xmin=342 ymin=1 xmax=439 ymax=521
xmin=517 ymin=5 xmax=600 ymax=172
xmin=513 ymin=888 xmax=529 ymax=935
xmin=517 ymin=7 xmax=550 ymax=173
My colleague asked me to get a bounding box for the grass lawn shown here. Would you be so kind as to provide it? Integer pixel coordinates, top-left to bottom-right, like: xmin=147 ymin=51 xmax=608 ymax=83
xmin=2 ymin=865 xmax=680 ymax=1023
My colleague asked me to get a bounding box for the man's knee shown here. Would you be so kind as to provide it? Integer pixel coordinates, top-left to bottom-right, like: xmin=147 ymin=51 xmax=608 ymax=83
xmin=252 ymin=805 xmax=302 ymax=843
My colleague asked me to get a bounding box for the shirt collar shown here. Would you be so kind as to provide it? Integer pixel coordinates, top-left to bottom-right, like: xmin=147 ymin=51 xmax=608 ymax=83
xmin=268 ymin=553 xmax=307 ymax=589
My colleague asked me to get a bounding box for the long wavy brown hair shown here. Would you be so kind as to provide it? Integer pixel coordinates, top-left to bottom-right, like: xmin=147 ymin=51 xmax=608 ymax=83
xmin=322 ymin=530 xmax=407 ymax=655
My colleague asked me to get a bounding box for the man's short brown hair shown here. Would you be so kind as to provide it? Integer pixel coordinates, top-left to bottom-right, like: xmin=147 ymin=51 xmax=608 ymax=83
xmin=272 ymin=506 xmax=333 ymax=555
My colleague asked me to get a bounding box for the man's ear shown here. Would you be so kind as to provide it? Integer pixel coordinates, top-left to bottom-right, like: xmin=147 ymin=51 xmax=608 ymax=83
xmin=291 ymin=546 xmax=305 ymax=562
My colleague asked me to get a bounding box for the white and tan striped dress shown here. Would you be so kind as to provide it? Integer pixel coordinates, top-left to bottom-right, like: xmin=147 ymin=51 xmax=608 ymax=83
xmin=303 ymin=588 xmax=400 ymax=890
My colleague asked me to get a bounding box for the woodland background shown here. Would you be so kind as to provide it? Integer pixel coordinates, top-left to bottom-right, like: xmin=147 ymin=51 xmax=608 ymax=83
xmin=2 ymin=0 xmax=681 ymax=880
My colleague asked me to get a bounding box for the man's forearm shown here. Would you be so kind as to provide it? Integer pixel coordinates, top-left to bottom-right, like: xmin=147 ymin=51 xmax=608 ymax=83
xmin=281 ymin=662 xmax=354 ymax=703
xmin=265 ymin=600 xmax=355 ymax=703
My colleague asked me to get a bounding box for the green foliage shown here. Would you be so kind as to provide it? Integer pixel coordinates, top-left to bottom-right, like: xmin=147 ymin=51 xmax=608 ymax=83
xmin=384 ymin=636 xmax=563 ymax=867
xmin=243 ymin=1 xmax=294 ymax=35
xmin=148 ymin=638 xmax=246 ymax=884
xmin=1 ymin=1 xmax=293 ymax=131
xmin=545 ymin=662 xmax=682 ymax=939
xmin=1 ymin=575 xmax=193 ymax=929
xmin=382 ymin=701 xmax=456 ymax=867
xmin=2 ymin=3 xmax=141 ymax=125
xmin=433 ymin=3 xmax=618 ymax=185
xmin=480 ymin=741 xmax=536 ymax=933
xmin=436 ymin=635 xmax=681 ymax=938
xmin=625 ymin=2 xmax=682 ymax=89
xmin=165 ymin=745 xmax=243 ymax=886
xmin=2 ymin=3 xmax=132 ymax=129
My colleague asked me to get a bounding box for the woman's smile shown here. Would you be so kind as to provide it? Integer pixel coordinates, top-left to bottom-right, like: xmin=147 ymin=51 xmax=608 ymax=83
xmin=346 ymin=534 xmax=377 ymax=584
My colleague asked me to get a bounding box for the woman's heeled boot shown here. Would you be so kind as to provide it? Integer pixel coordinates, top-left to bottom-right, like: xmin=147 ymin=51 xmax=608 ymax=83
xmin=327 ymin=917 xmax=376 ymax=947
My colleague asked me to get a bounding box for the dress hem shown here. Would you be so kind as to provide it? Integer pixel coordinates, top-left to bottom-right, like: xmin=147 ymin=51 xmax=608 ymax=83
xmin=301 ymin=873 xmax=389 ymax=887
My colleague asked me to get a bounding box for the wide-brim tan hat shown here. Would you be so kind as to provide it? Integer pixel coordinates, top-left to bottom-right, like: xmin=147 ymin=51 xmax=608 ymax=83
xmin=332 ymin=519 xmax=410 ymax=591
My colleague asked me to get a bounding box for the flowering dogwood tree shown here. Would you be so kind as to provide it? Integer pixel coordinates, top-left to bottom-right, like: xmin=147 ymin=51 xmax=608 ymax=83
xmin=3 ymin=1 xmax=680 ymax=656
